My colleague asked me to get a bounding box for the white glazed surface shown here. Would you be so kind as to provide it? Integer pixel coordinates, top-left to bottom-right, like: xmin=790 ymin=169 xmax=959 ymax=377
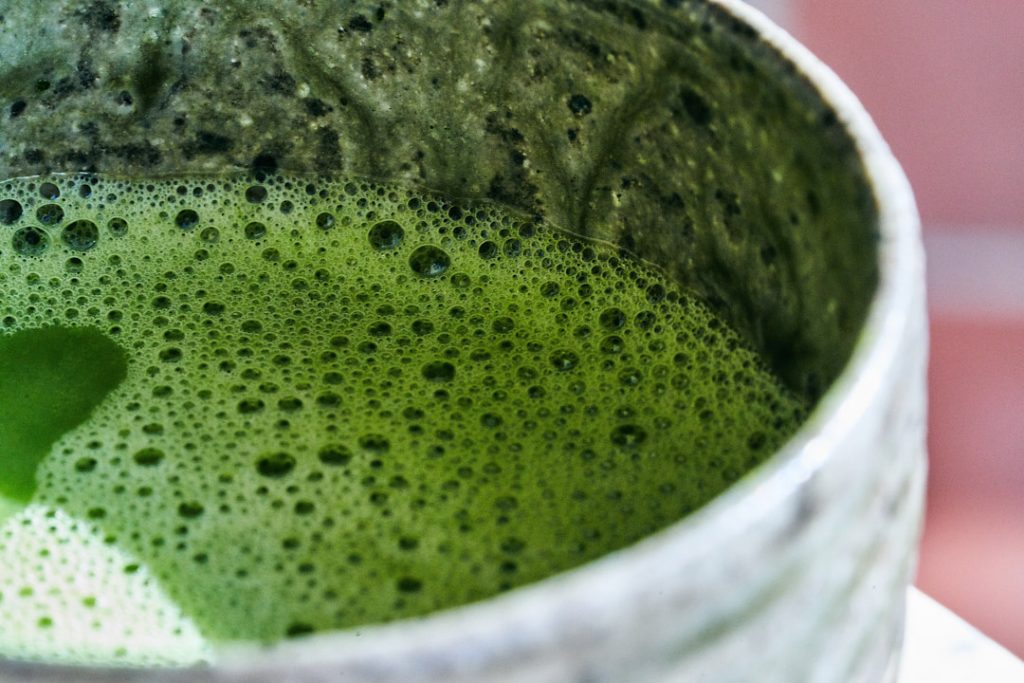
xmin=0 ymin=1 xmax=926 ymax=681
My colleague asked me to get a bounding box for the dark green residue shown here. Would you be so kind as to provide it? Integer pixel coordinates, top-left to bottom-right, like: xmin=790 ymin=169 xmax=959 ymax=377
xmin=0 ymin=326 xmax=127 ymax=504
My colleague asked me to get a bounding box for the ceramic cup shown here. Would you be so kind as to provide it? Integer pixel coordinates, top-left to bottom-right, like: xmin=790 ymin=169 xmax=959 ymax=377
xmin=0 ymin=0 xmax=925 ymax=680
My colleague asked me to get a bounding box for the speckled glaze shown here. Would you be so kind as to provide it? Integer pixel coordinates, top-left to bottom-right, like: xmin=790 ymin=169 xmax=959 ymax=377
xmin=0 ymin=1 xmax=925 ymax=681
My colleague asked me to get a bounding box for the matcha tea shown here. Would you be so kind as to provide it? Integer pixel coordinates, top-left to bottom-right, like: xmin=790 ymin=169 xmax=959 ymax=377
xmin=0 ymin=174 xmax=806 ymax=665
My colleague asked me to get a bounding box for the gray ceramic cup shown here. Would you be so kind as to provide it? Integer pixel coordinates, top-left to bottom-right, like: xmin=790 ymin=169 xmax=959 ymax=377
xmin=0 ymin=0 xmax=925 ymax=681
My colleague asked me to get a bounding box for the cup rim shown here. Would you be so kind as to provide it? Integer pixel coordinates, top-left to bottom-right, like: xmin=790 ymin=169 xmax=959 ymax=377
xmin=0 ymin=0 xmax=922 ymax=677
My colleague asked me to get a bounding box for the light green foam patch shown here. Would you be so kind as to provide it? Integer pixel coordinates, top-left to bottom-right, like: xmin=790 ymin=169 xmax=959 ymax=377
xmin=0 ymin=174 xmax=806 ymax=665
xmin=0 ymin=504 xmax=210 ymax=665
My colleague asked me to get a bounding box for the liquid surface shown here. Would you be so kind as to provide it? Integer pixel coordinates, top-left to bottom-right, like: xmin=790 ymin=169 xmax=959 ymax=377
xmin=0 ymin=327 xmax=126 ymax=506
xmin=0 ymin=174 xmax=806 ymax=665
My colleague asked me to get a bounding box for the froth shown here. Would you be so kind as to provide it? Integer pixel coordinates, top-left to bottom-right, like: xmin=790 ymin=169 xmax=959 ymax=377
xmin=0 ymin=174 xmax=806 ymax=665
xmin=0 ymin=505 xmax=210 ymax=665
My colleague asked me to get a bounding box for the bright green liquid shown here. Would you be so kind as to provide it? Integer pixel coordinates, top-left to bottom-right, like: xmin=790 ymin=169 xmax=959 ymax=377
xmin=0 ymin=174 xmax=806 ymax=665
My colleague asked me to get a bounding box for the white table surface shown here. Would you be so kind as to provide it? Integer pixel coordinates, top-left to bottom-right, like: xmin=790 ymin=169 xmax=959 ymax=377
xmin=899 ymin=589 xmax=1024 ymax=682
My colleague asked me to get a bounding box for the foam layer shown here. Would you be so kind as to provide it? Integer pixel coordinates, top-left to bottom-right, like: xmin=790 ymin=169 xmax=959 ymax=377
xmin=0 ymin=505 xmax=210 ymax=665
xmin=0 ymin=174 xmax=806 ymax=665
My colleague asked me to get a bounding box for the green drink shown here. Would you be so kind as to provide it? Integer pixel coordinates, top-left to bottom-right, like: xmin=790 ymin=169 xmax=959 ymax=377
xmin=0 ymin=173 xmax=805 ymax=664
xmin=0 ymin=0 xmax=893 ymax=677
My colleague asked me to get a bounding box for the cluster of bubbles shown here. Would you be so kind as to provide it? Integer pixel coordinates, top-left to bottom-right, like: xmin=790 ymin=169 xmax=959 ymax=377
xmin=0 ymin=174 xmax=806 ymax=664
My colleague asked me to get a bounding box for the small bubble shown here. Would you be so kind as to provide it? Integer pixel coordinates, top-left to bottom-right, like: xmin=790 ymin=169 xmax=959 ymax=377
xmin=610 ymin=424 xmax=647 ymax=448
xmin=244 ymin=221 xmax=267 ymax=240
xmin=316 ymin=212 xmax=336 ymax=230
xmin=411 ymin=320 xmax=434 ymax=335
xmin=368 ymin=220 xmax=405 ymax=250
xmin=245 ymin=185 xmax=268 ymax=203
xmin=396 ymin=577 xmax=423 ymax=593
xmin=159 ymin=347 xmax=183 ymax=363
xmin=500 ymin=537 xmax=525 ymax=554
xmin=175 ymin=209 xmax=199 ymax=230
xmin=600 ymin=308 xmax=626 ymax=330
xmin=494 ymin=495 xmax=518 ymax=511
xmin=550 ymin=350 xmax=579 ymax=371
xmin=75 ymin=457 xmax=98 ymax=473
xmin=12 ymin=227 xmax=49 ymax=256
xmin=107 ymin=217 xmax=128 ymax=236
xmin=178 ymin=502 xmax=205 ymax=518
xmin=540 ymin=281 xmax=560 ymax=298
xmin=278 ymin=397 xmax=303 ymax=412
xmin=58 ymin=219 xmax=99 ymax=251
xmin=294 ymin=500 xmax=315 ymax=515
xmin=422 ymin=361 xmax=455 ymax=382
xmin=358 ymin=434 xmax=390 ymax=453
xmin=317 ymin=391 xmax=342 ymax=407
xmin=203 ymin=302 xmax=226 ymax=316
xmin=238 ymin=398 xmax=265 ymax=414
xmin=618 ymin=368 xmax=642 ymax=386
xmin=600 ymin=335 xmax=624 ymax=354
xmin=39 ymin=182 xmax=60 ymax=200
xmin=36 ymin=204 xmax=64 ymax=226
xmin=197 ymin=225 xmax=220 ymax=244
xmin=256 ymin=452 xmax=296 ymax=478
xmin=635 ymin=311 xmax=657 ymax=329
xmin=409 ymin=245 xmax=451 ymax=278
xmin=133 ymin=448 xmax=165 ymax=466
xmin=646 ymin=284 xmax=666 ymax=303
xmin=478 ymin=240 xmax=498 ymax=259
xmin=319 ymin=444 xmax=352 ymax=466
xmin=492 ymin=317 xmax=514 ymax=333
xmin=0 ymin=199 xmax=23 ymax=224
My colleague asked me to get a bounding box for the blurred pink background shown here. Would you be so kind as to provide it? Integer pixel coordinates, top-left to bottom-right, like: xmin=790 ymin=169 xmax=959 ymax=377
xmin=750 ymin=0 xmax=1024 ymax=657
